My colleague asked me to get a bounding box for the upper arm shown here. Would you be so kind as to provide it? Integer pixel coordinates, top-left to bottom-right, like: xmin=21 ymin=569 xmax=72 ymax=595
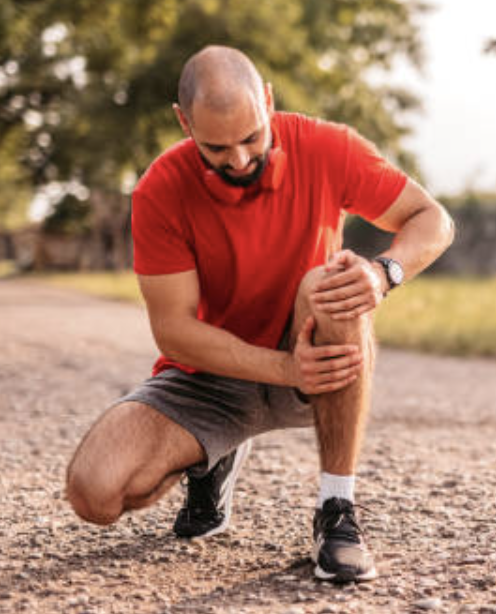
xmin=138 ymin=269 xmax=200 ymax=329
xmin=372 ymin=178 xmax=450 ymax=233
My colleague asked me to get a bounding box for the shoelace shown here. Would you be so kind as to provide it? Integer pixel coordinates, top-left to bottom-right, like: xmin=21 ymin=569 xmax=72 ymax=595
xmin=180 ymin=472 xmax=220 ymax=516
xmin=320 ymin=500 xmax=370 ymax=543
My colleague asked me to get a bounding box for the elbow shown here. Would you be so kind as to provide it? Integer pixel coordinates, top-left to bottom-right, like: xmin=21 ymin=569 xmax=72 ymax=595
xmin=448 ymin=216 xmax=456 ymax=247
xmin=157 ymin=340 xmax=183 ymax=362
xmin=149 ymin=315 xmax=195 ymax=363
xmin=426 ymin=201 xmax=456 ymax=256
xmin=441 ymin=208 xmax=456 ymax=252
xmin=156 ymin=337 xmax=186 ymax=364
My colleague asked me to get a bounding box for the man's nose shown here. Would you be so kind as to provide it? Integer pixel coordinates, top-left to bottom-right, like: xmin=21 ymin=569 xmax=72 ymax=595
xmin=228 ymin=146 xmax=250 ymax=170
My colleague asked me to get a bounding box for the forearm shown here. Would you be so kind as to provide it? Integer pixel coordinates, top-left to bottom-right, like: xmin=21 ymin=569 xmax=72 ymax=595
xmin=150 ymin=315 xmax=293 ymax=385
xmin=380 ymin=203 xmax=454 ymax=282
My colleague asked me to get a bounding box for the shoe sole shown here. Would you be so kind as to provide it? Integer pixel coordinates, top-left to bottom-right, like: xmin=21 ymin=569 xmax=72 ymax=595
xmin=314 ymin=563 xmax=378 ymax=583
xmin=311 ymin=543 xmax=377 ymax=583
xmin=196 ymin=439 xmax=252 ymax=538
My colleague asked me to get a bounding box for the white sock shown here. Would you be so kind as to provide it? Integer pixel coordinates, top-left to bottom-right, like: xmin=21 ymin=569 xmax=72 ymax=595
xmin=317 ymin=473 xmax=355 ymax=508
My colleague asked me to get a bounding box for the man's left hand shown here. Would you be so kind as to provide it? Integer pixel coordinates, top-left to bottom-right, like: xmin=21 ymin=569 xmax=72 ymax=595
xmin=310 ymin=250 xmax=385 ymax=320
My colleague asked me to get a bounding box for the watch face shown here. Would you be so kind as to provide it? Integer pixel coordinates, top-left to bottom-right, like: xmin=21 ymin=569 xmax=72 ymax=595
xmin=389 ymin=261 xmax=404 ymax=285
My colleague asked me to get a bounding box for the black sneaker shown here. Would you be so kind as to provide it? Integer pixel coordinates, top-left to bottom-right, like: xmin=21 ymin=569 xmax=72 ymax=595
xmin=312 ymin=497 xmax=377 ymax=583
xmin=173 ymin=439 xmax=252 ymax=538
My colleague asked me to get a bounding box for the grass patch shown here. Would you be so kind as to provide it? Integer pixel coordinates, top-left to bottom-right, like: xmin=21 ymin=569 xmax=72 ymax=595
xmin=12 ymin=270 xmax=496 ymax=358
xmin=375 ymin=276 xmax=496 ymax=357
xmin=0 ymin=260 xmax=17 ymax=278
xmin=27 ymin=270 xmax=142 ymax=304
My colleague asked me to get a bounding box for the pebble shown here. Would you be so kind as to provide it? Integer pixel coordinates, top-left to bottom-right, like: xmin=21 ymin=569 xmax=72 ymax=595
xmin=413 ymin=597 xmax=443 ymax=610
xmin=357 ymin=583 xmax=373 ymax=592
xmin=3 ymin=282 xmax=496 ymax=614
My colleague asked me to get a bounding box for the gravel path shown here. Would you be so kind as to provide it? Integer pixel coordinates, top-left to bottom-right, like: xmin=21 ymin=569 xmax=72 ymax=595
xmin=1 ymin=279 xmax=495 ymax=614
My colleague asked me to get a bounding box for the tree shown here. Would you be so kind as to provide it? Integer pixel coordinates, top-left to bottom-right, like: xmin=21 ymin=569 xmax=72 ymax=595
xmin=0 ymin=0 xmax=429 ymax=265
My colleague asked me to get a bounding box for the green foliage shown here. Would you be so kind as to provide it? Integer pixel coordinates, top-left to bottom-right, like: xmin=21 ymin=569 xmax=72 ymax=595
xmin=0 ymin=124 xmax=33 ymax=230
xmin=1 ymin=0 xmax=428 ymax=228
xmin=42 ymin=194 xmax=90 ymax=234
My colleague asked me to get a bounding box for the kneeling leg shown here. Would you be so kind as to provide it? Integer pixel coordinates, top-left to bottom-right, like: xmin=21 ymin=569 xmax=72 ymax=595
xmin=66 ymin=401 xmax=205 ymax=525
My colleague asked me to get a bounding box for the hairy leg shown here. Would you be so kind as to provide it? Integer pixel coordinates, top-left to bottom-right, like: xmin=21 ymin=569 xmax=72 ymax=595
xmin=66 ymin=401 xmax=205 ymax=525
xmin=292 ymin=266 xmax=375 ymax=474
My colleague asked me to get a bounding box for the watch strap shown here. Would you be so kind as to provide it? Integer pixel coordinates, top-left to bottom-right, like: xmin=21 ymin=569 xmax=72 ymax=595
xmin=373 ymin=256 xmax=403 ymax=293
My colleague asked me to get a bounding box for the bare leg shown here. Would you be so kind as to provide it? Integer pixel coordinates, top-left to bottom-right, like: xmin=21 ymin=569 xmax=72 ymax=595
xmin=66 ymin=401 xmax=205 ymax=525
xmin=292 ymin=267 xmax=375 ymax=475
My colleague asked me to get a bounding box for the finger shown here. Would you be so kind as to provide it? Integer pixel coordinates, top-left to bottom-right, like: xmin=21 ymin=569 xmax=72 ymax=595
xmin=301 ymin=358 xmax=364 ymax=385
xmin=312 ymin=281 xmax=365 ymax=303
xmin=323 ymin=256 xmax=346 ymax=276
xmin=307 ymin=344 xmax=361 ymax=360
xmin=299 ymin=352 xmax=363 ymax=376
xmin=329 ymin=302 xmax=373 ymax=320
xmin=297 ymin=315 xmax=314 ymax=346
xmin=307 ymin=361 xmax=363 ymax=383
xmin=325 ymin=250 xmax=356 ymax=271
xmin=313 ymin=268 xmax=361 ymax=292
xmin=313 ymin=289 xmax=367 ymax=311
xmin=312 ymin=354 xmax=363 ymax=374
xmin=310 ymin=374 xmax=359 ymax=394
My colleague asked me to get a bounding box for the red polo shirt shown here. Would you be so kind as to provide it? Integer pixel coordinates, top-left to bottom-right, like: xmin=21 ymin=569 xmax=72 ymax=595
xmin=132 ymin=112 xmax=407 ymax=375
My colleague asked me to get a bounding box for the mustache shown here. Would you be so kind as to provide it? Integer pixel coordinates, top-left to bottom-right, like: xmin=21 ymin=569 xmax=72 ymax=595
xmin=219 ymin=156 xmax=263 ymax=173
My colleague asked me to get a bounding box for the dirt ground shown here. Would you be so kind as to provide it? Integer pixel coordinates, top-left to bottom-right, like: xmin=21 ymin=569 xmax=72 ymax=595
xmin=1 ymin=278 xmax=496 ymax=614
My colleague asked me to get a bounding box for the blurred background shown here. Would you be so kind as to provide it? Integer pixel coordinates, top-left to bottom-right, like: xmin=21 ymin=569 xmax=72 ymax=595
xmin=0 ymin=0 xmax=495 ymax=356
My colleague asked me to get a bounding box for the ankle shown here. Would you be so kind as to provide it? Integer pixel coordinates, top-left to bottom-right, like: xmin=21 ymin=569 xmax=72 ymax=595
xmin=317 ymin=473 xmax=355 ymax=508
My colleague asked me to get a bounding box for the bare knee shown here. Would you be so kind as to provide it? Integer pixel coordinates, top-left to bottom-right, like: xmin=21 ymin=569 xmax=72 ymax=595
xmin=66 ymin=405 xmax=132 ymax=525
xmin=66 ymin=458 xmax=122 ymax=526
xmin=313 ymin=304 xmax=370 ymax=347
xmin=65 ymin=401 xmax=203 ymax=525
xmin=295 ymin=265 xmax=373 ymax=347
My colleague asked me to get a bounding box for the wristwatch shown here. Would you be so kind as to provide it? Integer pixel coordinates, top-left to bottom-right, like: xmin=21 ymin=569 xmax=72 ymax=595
xmin=373 ymin=256 xmax=404 ymax=294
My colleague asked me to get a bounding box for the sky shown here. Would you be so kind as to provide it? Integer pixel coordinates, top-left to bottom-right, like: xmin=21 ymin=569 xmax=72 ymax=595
xmin=396 ymin=0 xmax=496 ymax=196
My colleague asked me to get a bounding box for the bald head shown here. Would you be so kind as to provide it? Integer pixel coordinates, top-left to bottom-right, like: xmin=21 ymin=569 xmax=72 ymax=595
xmin=178 ymin=46 xmax=265 ymax=123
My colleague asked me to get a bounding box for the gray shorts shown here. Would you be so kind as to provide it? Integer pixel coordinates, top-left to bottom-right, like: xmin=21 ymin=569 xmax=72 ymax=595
xmin=117 ymin=368 xmax=313 ymax=476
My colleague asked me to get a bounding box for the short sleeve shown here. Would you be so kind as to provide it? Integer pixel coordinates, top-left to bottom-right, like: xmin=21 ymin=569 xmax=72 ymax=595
xmin=131 ymin=188 xmax=196 ymax=275
xmin=341 ymin=128 xmax=407 ymax=221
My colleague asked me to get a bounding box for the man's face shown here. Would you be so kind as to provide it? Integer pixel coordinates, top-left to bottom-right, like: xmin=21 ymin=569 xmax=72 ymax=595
xmin=182 ymin=90 xmax=273 ymax=187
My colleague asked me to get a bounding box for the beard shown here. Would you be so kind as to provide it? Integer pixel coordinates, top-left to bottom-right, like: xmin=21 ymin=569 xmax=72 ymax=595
xmin=200 ymin=148 xmax=271 ymax=188
xmin=216 ymin=152 xmax=270 ymax=187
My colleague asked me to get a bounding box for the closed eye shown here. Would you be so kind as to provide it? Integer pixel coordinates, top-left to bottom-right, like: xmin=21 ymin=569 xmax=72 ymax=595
xmin=205 ymin=144 xmax=227 ymax=153
xmin=241 ymin=130 xmax=261 ymax=144
xmin=202 ymin=129 xmax=262 ymax=153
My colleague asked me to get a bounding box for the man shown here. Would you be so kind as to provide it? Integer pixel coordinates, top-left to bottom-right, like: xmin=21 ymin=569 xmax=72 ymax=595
xmin=66 ymin=45 xmax=454 ymax=583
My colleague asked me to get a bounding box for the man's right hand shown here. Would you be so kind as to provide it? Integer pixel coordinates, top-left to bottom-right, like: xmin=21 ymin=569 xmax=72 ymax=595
xmin=288 ymin=316 xmax=363 ymax=395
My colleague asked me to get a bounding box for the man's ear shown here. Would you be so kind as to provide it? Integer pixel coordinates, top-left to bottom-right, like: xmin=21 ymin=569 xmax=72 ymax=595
xmin=173 ymin=103 xmax=192 ymax=137
xmin=264 ymin=83 xmax=275 ymax=117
